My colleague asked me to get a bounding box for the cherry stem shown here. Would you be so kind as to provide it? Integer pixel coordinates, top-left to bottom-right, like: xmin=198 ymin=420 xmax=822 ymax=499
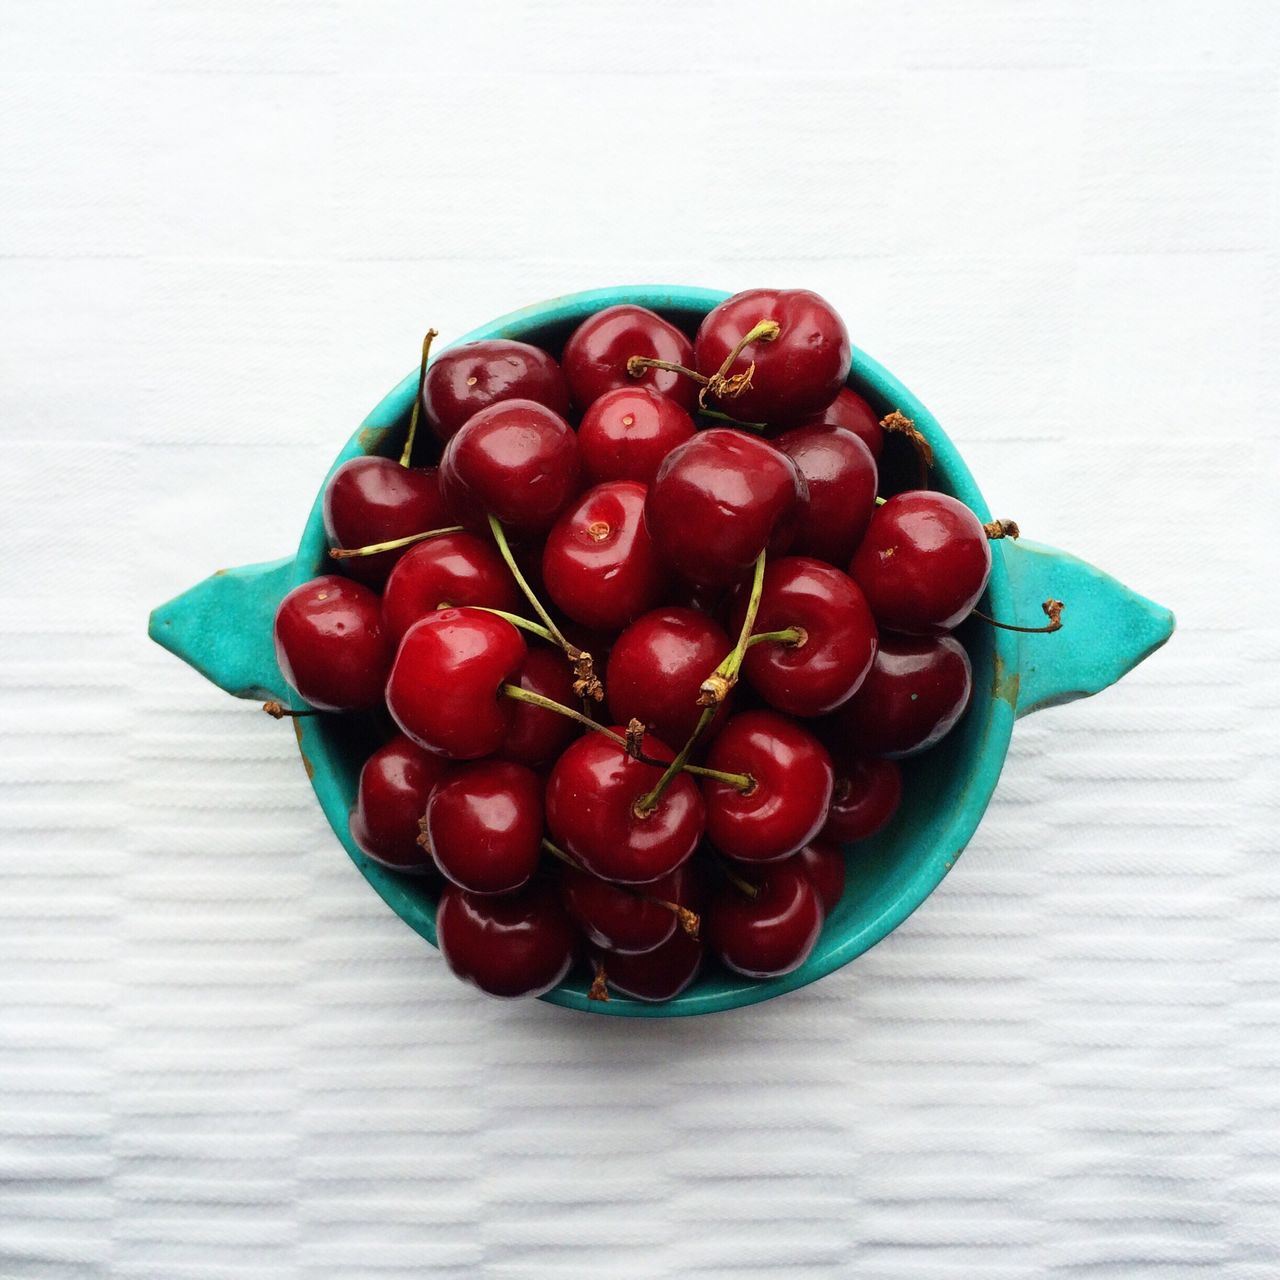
xmin=262 ymin=701 xmax=318 ymax=719
xmin=399 ymin=328 xmax=439 ymax=468
xmin=880 ymin=410 xmax=933 ymax=488
xmin=712 ymin=853 xmax=760 ymax=900
xmin=746 ymin=625 xmax=806 ymax=650
xmin=626 ymin=355 xmax=707 ymax=384
xmin=329 ymin=525 xmax=463 ymax=559
xmin=983 ymin=518 xmax=1020 ymax=540
xmin=700 ymin=317 xmax=780 ymax=409
xmin=971 ymin=597 xmax=1065 ymax=634
xmin=875 ymin=495 xmax=887 ymax=506
xmin=588 ymin=961 xmax=610 ymax=1002
xmin=698 ymin=407 xmax=769 ymax=433
xmin=471 ymin=608 xmax=559 ymax=646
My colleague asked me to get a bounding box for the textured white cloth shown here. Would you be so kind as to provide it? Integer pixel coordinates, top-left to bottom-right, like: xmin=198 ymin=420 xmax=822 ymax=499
xmin=2 ymin=2 xmax=1278 ymax=1276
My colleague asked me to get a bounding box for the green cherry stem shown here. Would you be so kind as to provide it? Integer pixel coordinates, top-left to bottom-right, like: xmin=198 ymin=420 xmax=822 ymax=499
xmin=698 ymin=407 xmax=769 ymax=432
xmin=746 ymin=625 xmax=806 ymax=649
xmin=470 ymin=608 xmax=560 ymax=646
xmin=329 ymin=525 xmax=463 ymax=559
xmin=398 ymin=328 xmax=439 ymax=468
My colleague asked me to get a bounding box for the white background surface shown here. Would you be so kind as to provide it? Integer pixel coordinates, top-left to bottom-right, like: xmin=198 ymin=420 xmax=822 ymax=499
xmin=2 ymin=2 xmax=1278 ymax=1276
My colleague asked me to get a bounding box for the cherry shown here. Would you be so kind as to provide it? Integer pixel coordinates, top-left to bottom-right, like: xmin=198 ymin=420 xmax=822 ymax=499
xmin=559 ymin=862 xmax=696 ymax=955
xmin=606 ymin=607 xmax=732 ymax=747
xmin=323 ymin=457 xmax=449 ymax=589
xmin=438 ymin=399 xmax=581 ymax=537
xmin=349 ymin=734 xmax=451 ymax=873
xmin=385 ymin=608 xmax=526 ymax=758
xmin=498 ymin=646 xmax=580 ymax=767
xmin=595 ymin=928 xmax=702 ymax=1002
xmin=831 ymin=633 xmax=973 ymax=758
xmin=424 ymin=760 xmax=544 ymax=895
xmin=774 ymin=425 xmax=878 ymax=566
xmin=850 ymin=491 xmax=992 ymax=634
xmin=702 ymin=710 xmax=834 ymax=863
xmin=541 ymin=481 xmax=664 ymax=632
xmin=644 ymin=428 xmax=807 ymax=588
xmin=545 ymin=731 xmax=704 ymax=884
xmin=422 ymin=339 xmax=569 ymax=443
xmin=731 ymin=556 xmax=878 ymax=718
xmin=820 ymin=754 xmax=902 ymax=844
xmin=381 ymin=531 xmax=520 ymax=644
xmin=436 ymin=880 xmax=577 ymax=999
xmin=706 ymin=858 xmax=824 ymax=979
xmin=695 ymin=289 xmax=851 ymax=424
xmin=577 ymin=386 xmax=696 ymax=486
xmin=273 ymin=575 xmax=393 ymax=712
xmin=561 ymin=304 xmax=699 ymax=412
xmin=795 ymin=387 xmax=884 ymax=460
xmin=796 ymin=842 xmax=845 ymax=914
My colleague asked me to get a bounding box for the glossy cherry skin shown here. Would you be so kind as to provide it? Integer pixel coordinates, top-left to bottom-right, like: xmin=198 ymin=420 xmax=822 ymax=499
xmin=561 ymin=304 xmax=699 ymax=412
xmin=644 ymin=429 xmax=807 ymax=588
xmin=732 ymin=556 xmax=878 ymax=717
xmin=695 ymin=289 xmax=851 ymax=424
xmin=795 ymin=387 xmax=884 ymax=460
xmin=273 ymin=575 xmax=393 ymax=712
xmin=424 ymin=760 xmax=544 ymax=895
xmin=820 ymin=754 xmax=902 ymax=843
xmin=796 ymin=842 xmax=845 ymax=914
xmin=385 ymin=608 xmax=526 ymax=759
xmin=349 ymin=734 xmax=451 ymax=874
xmin=606 ymin=607 xmax=732 ymax=747
xmin=577 ymin=386 xmax=696 ymax=486
xmin=422 ymin=339 xmax=570 ymax=443
xmin=706 ymin=858 xmax=824 ymax=979
xmin=831 ymin=633 xmax=973 ymax=759
xmin=596 ymin=928 xmax=702 ymax=1002
xmin=436 ymin=880 xmax=577 ymax=999
xmin=381 ymin=531 xmax=520 ymax=644
xmin=498 ymin=646 xmax=580 ymax=768
xmin=702 ymin=710 xmax=834 ymax=864
xmin=541 ymin=481 xmax=664 ymax=632
xmin=850 ymin=491 xmax=992 ymax=634
xmin=774 ymin=425 xmax=878 ymax=566
xmin=560 ymin=862 xmax=695 ymax=956
xmin=545 ymin=731 xmax=704 ymax=885
xmin=323 ymin=458 xmax=449 ymax=589
xmin=438 ymin=399 xmax=581 ymax=537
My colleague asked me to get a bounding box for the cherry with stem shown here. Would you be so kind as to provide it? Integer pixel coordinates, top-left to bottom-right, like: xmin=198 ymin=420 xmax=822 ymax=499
xmin=628 ymin=318 xmax=781 ymax=410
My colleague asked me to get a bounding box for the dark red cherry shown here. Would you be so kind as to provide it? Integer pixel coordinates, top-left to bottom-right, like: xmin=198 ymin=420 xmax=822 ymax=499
xmin=596 ymin=928 xmax=702 ymax=1002
xmin=796 ymin=387 xmax=884 ymax=460
xmin=606 ymin=607 xmax=732 ymax=747
xmin=706 ymin=858 xmax=824 ymax=979
xmin=774 ymin=425 xmax=878 ymax=566
xmin=561 ymin=304 xmax=699 ymax=412
xmin=820 ymin=754 xmax=902 ymax=843
xmin=577 ymin=386 xmax=696 ymax=486
xmin=349 ymin=734 xmax=451 ymax=874
xmin=436 ymin=880 xmax=577 ymax=999
xmin=323 ymin=457 xmax=449 ymax=589
xmin=850 ymin=491 xmax=992 ymax=634
xmin=695 ymin=289 xmax=851 ymax=424
xmin=702 ymin=710 xmax=834 ymax=863
xmin=545 ymin=731 xmax=704 ymax=884
xmin=731 ymin=556 xmax=878 ymax=717
xmin=831 ymin=633 xmax=973 ymax=759
xmin=542 ymin=481 xmax=664 ymax=632
xmin=560 ymin=862 xmax=695 ymax=955
xmin=795 ymin=842 xmax=845 ymax=914
xmin=438 ymin=399 xmax=581 ymax=536
xmin=381 ymin=531 xmax=520 ymax=644
xmin=422 ymin=339 xmax=569 ymax=443
xmin=273 ymin=575 xmax=393 ymax=712
xmin=498 ymin=647 xmax=580 ymax=768
xmin=424 ymin=760 xmax=544 ymax=895
xmin=385 ymin=608 xmax=526 ymax=758
xmin=644 ymin=428 xmax=807 ymax=588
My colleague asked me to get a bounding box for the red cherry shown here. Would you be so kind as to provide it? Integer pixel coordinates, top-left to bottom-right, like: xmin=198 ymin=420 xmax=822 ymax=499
xmin=436 ymin=880 xmax=577 ymax=999
xmin=542 ymin=481 xmax=665 ymax=632
xmin=606 ymin=607 xmax=732 ymax=747
xmin=560 ymin=862 xmax=695 ymax=955
xmin=795 ymin=842 xmax=845 ymax=914
xmin=349 ymin=734 xmax=451 ymax=874
xmin=731 ymin=556 xmax=878 ymax=717
xmin=702 ymin=710 xmax=834 ymax=863
xmin=595 ymin=928 xmax=702 ymax=1002
xmin=644 ymin=428 xmax=807 ymax=588
xmin=438 ymin=399 xmax=581 ymax=536
xmin=820 ymin=754 xmax=902 ymax=843
xmin=273 ymin=575 xmax=393 ymax=712
xmin=577 ymin=386 xmax=696 ymax=486
xmin=706 ymin=858 xmax=824 ymax=979
xmin=774 ymin=425 xmax=878 ymax=566
xmin=498 ymin=647 xmax=580 ymax=767
xmin=561 ymin=304 xmax=698 ymax=412
xmin=545 ymin=731 xmax=704 ymax=884
xmin=424 ymin=760 xmax=544 ymax=895
xmin=422 ymin=339 xmax=569 ymax=443
xmin=323 ymin=458 xmax=449 ymax=589
xmin=796 ymin=387 xmax=884 ymax=460
xmin=850 ymin=491 xmax=992 ymax=634
xmin=831 ymin=633 xmax=973 ymax=759
xmin=381 ymin=532 xmax=520 ymax=644
xmin=695 ymin=289 xmax=851 ymax=424
xmin=385 ymin=608 xmax=526 ymax=758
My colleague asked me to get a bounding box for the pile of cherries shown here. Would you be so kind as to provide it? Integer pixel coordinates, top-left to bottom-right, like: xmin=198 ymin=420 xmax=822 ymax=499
xmin=271 ymin=289 xmax=1043 ymax=1004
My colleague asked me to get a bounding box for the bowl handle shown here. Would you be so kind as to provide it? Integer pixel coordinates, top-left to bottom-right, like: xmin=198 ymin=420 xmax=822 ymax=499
xmin=148 ymin=556 xmax=297 ymax=700
xmin=1001 ymin=539 xmax=1174 ymax=718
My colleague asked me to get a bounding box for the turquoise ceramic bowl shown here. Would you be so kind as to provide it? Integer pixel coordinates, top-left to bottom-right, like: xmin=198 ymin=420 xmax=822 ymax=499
xmin=150 ymin=285 xmax=1174 ymax=1017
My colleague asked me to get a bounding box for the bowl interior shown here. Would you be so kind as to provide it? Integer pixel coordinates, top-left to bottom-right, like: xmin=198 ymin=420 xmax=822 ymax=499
xmin=291 ymin=287 xmax=1018 ymax=1016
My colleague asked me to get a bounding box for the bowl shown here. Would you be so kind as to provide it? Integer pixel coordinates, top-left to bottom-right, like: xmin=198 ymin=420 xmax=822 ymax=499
xmin=149 ymin=285 xmax=1174 ymax=1017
